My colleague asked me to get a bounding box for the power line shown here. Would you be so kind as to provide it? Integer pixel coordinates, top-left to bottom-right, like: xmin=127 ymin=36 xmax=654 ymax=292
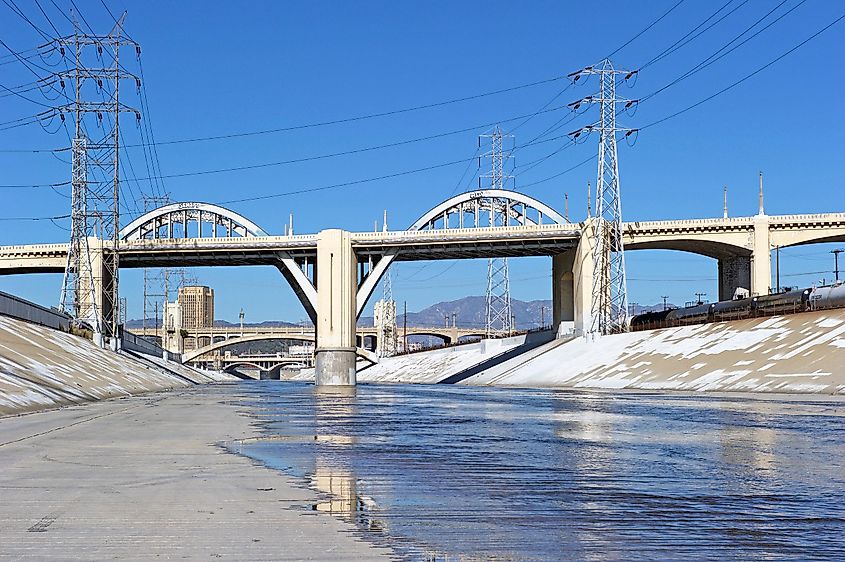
xmin=641 ymin=11 xmax=845 ymax=131
xmin=0 ymin=212 xmax=70 ymax=221
xmin=112 ymin=76 xmax=566 ymax=149
xmin=640 ymin=0 xmax=805 ymax=103
xmin=640 ymin=0 xmax=750 ymax=70
xmin=605 ymin=0 xmax=687 ymax=60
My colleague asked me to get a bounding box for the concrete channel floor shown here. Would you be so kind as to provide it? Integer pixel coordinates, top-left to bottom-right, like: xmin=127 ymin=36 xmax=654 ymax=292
xmin=0 ymin=386 xmax=393 ymax=561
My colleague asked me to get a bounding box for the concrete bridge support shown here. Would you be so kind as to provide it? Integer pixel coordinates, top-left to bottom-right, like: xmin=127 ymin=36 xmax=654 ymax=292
xmin=718 ymin=256 xmax=751 ymax=301
xmin=752 ymin=215 xmax=771 ymax=296
xmin=553 ymin=220 xmax=595 ymax=337
xmin=76 ymin=238 xmax=113 ymax=345
xmin=314 ymin=229 xmax=357 ymax=386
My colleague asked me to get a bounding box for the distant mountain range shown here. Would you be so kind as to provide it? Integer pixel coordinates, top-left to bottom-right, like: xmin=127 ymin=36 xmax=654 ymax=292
xmin=358 ymin=296 xmax=553 ymax=330
xmin=126 ymin=296 xmax=676 ymax=330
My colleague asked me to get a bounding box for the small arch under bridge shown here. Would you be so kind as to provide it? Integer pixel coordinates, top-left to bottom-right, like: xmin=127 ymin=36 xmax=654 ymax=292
xmin=182 ymin=332 xmax=379 ymax=366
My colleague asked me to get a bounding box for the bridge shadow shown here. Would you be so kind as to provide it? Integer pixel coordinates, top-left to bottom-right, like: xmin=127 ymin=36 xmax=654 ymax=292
xmin=437 ymin=330 xmax=556 ymax=385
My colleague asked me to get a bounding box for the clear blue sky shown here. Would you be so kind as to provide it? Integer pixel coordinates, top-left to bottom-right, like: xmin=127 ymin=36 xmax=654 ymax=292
xmin=1 ymin=0 xmax=844 ymax=322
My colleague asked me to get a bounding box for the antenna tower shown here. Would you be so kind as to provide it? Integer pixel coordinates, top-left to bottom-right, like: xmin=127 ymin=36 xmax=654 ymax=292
xmin=569 ymin=59 xmax=637 ymax=335
xmin=479 ymin=125 xmax=514 ymax=337
xmin=56 ymin=14 xmax=140 ymax=345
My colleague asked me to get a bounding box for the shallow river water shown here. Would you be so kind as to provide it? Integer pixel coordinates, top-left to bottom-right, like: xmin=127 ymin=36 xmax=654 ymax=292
xmin=228 ymin=381 xmax=845 ymax=560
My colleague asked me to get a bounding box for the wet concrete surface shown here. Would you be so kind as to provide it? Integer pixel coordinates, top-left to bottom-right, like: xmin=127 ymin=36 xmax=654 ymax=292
xmin=0 ymin=386 xmax=392 ymax=560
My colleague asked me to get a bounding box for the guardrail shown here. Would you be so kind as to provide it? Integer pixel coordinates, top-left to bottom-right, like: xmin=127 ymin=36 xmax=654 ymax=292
xmin=0 ymin=290 xmax=71 ymax=331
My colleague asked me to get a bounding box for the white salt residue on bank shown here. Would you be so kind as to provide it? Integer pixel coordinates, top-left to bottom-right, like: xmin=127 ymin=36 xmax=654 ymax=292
xmin=0 ymin=315 xmax=235 ymax=416
xmin=343 ymin=310 xmax=845 ymax=395
xmin=465 ymin=310 xmax=845 ymax=394
xmin=287 ymin=335 xmax=537 ymax=385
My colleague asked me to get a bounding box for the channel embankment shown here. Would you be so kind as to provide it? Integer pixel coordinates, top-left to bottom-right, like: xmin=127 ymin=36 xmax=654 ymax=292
xmin=0 ymin=314 xmax=234 ymax=416
xmin=363 ymin=310 xmax=845 ymax=394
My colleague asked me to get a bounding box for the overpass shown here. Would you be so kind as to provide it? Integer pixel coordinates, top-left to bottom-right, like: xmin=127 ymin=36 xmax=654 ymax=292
xmin=2 ymin=189 xmax=845 ymax=385
xmin=129 ymin=324 xmax=487 ymax=354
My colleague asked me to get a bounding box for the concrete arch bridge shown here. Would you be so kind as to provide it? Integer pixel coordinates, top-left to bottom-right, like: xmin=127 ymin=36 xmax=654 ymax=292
xmin=3 ymin=190 xmax=845 ymax=384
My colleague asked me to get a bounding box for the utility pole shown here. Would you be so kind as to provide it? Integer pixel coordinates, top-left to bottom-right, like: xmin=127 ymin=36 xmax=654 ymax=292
xmin=569 ymin=59 xmax=637 ymax=336
xmin=479 ymin=125 xmax=514 ymax=337
xmin=56 ymin=14 xmax=140 ymax=348
xmin=564 ymin=193 xmax=569 ymax=222
xmin=695 ymin=292 xmax=707 ymax=305
xmin=833 ymin=249 xmax=844 ymax=282
xmin=661 ymin=295 xmax=669 ymax=311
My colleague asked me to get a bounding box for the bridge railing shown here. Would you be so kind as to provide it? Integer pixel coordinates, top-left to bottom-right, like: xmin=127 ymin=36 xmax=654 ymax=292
xmin=352 ymin=223 xmax=579 ymax=239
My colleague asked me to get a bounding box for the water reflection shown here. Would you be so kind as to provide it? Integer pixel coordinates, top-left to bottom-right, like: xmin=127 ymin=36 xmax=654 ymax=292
xmin=228 ymin=382 xmax=845 ymax=561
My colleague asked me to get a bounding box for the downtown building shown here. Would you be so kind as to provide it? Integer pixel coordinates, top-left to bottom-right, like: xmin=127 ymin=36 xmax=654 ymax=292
xmin=163 ymin=286 xmax=215 ymax=353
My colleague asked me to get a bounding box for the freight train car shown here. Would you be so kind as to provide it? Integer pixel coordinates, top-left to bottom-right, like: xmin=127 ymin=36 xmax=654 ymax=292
xmin=809 ymin=282 xmax=845 ymax=310
xmin=630 ymin=285 xmax=825 ymax=331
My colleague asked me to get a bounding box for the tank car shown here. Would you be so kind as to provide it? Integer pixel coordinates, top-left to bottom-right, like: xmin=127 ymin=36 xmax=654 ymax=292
xmin=665 ymin=302 xmax=711 ymax=326
xmin=808 ymin=282 xmax=845 ymax=310
xmin=630 ymin=309 xmax=673 ymax=331
xmin=710 ymin=297 xmax=754 ymax=322
xmin=751 ymin=288 xmax=811 ymax=316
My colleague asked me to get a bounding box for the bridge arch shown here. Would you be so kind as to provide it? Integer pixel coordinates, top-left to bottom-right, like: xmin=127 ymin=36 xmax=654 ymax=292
xmin=357 ymin=189 xmax=568 ymax=316
xmin=120 ymin=202 xmax=268 ymax=241
xmin=120 ymin=202 xmax=318 ymax=321
xmin=182 ymin=333 xmax=377 ymax=365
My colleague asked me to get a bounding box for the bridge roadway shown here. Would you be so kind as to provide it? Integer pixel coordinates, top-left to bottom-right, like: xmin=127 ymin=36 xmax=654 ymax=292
xmin=0 ymin=223 xmax=579 ymax=270
xmin=2 ymin=189 xmax=845 ymax=385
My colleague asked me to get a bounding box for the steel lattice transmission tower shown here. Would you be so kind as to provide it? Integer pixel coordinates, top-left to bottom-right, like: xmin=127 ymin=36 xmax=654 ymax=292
xmin=375 ymin=210 xmax=398 ymax=357
xmin=568 ymin=59 xmax=638 ymax=335
xmin=141 ymin=195 xmax=170 ymax=334
xmin=479 ymin=125 xmax=514 ymax=337
xmin=55 ymin=14 xmax=140 ymax=345
xmin=59 ymin=137 xmax=100 ymax=332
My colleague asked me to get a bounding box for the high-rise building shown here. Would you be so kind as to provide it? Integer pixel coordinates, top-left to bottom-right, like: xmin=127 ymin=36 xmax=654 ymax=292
xmin=178 ymin=286 xmax=214 ymax=330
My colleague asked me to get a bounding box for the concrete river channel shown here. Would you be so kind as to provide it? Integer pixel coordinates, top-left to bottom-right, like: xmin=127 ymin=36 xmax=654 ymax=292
xmin=224 ymin=381 xmax=845 ymax=560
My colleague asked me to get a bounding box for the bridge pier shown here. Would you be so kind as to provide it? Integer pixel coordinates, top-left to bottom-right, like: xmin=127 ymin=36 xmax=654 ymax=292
xmin=314 ymin=229 xmax=357 ymax=386
xmin=752 ymin=215 xmax=771 ymax=296
xmin=718 ymin=256 xmax=751 ymax=300
xmin=552 ymin=220 xmax=595 ymax=337
xmin=76 ymin=237 xmax=114 ymax=346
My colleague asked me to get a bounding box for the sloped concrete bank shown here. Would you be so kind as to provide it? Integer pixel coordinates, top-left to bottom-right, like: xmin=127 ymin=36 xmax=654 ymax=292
xmin=0 ymin=314 xmax=234 ymax=416
xmin=355 ymin=310 xmax=845 ymax=395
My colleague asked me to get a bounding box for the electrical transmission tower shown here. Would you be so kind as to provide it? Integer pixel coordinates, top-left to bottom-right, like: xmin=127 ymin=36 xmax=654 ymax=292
xmin=479 ymin=125 xmax=514 ymax=337
xmin=375 ymin=210 xmax=398 ymax=357
xmin=142 ymin=195 xmax=170 ymax=334
xmin=55 ymin=14 xmax=140 ymax=346
xmin=568 ymin=59 xmax=637 ymax=335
